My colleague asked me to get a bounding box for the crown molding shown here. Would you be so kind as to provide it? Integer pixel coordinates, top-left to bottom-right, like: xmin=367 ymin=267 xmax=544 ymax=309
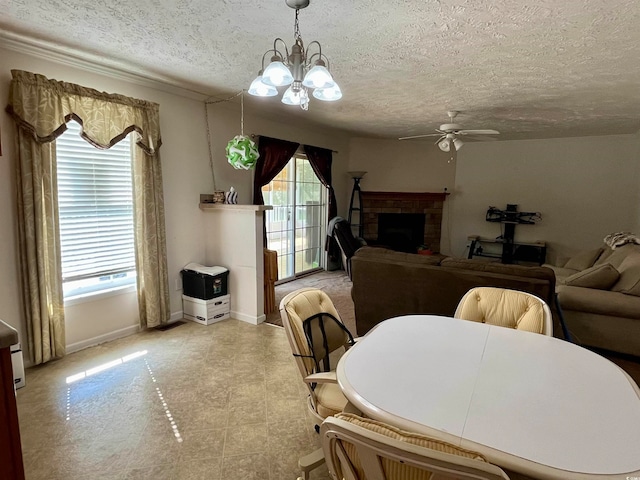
xmin=0 ymin=30 xmax=215 ymax=101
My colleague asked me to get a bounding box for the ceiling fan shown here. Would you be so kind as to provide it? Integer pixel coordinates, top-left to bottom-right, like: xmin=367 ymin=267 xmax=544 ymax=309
xmin=398 ymin=111 xmax=500 ymax=161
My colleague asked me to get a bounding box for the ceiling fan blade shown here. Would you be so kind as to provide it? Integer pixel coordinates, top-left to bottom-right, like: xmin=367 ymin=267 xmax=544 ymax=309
xmin=398 ymin=133 xmax=443 ymax=140
xmin=434 ymin=135 xmax=446 ymax=146
xmin=465 ymin=135 xmax=499 ymax=142
xmin=458 ymin=129 xmax=500 ymax=135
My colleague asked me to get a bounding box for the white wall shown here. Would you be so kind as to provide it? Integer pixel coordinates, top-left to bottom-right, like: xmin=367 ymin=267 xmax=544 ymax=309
xmin=0 ymin=44 xmax=351 ymax=361
xmin=448 ymin=135 xmax=640 ymax=263
xmin=347 ymin=137 xmax=457 ymax=251
xmin=348 ymin=138 xmax=455 ymax=194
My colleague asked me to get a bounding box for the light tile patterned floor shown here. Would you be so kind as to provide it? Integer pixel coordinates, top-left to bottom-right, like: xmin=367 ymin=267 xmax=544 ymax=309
xmin=16 ymin=319 xmax=330 ymax=480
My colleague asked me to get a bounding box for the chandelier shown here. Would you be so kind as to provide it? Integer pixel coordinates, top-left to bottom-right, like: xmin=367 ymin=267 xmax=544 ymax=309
xmin=247 ymin=0 xmax=341 ymax=110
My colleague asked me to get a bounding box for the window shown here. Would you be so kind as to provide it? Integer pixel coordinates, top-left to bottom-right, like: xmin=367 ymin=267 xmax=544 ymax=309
xmin=56 ymin=120 xmax=136 ymax=298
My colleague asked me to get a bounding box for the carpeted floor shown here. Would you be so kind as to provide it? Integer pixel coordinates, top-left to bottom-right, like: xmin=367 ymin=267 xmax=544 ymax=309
xmin=266 ymin=269 xmax=356 ymax=334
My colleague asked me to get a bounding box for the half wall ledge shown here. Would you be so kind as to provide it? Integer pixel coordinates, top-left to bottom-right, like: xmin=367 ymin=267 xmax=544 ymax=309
xmin=200 ymin=203 xmax=273 ymax=325
xmin=199 ymin=203 xmax=273 ymax=212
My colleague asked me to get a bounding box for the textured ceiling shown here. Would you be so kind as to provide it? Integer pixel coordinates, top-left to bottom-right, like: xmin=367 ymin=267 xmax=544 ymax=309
xmin=1 ymin=0 xmax=640 ymax=140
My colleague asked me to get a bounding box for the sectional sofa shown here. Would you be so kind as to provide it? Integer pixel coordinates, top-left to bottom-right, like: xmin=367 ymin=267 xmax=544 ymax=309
xmin=350 ymin=246 xmax=558 ymax=336
xmin=544 ymin=242 xmax=640 ymax=356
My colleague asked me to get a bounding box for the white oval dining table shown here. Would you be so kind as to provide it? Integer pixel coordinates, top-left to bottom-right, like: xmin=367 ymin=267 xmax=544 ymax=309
xmin=337 ymin=315 xmax=640 ymax=479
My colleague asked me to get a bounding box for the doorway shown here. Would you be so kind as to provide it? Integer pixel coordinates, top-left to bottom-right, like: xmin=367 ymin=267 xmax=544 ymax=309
xmin=262 ymin=153 xmax=328 ymax=282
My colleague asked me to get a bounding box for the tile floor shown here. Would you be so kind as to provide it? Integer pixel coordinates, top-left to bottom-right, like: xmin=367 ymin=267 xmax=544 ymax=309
xmin=16 ymin=319 xmax=330 ymax=480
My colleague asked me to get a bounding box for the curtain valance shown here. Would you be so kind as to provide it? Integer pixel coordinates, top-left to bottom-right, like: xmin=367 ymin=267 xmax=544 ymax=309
xmin=6 ymin=70 xmax=161 ymax=155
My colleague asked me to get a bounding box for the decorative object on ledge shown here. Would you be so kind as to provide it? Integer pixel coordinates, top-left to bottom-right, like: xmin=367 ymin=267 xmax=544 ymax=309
xmin=213 ymin=191 xmax=225 ymax=204
xmin=247 ymin=0 xmax=341 ymax=110
xmin=225 ymin=187 xmax=238 ymax=204
xmin=200 ymin=193 xmax=215 ymax=204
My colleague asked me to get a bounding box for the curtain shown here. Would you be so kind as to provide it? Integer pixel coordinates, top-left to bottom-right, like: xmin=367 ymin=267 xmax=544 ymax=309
xmin=303 ymin=144 xmax=337 ymax=220
xmin=132 ymin=144 xmax=171 ymax=329
xmin=6 ymin=70 xmax=170 ymax=363
xmin=252 ymin=135 xmax=300 ymax=205
xmin=14 ymin=130 xmax=65 ymax=364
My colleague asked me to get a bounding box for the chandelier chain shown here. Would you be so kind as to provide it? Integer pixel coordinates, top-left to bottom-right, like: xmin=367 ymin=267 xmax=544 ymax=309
xmin=294 ymin=8 xmax=302 ymax=42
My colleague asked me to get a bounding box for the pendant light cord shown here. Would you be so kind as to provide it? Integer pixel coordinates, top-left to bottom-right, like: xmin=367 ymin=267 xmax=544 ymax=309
xmin=203 ymin=90 xmax=244 ymax=191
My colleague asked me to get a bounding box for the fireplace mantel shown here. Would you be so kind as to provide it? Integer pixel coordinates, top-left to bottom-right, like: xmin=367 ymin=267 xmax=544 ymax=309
xmin=360 ymin=191 xmax=448 ymax=252
xmin=360 ymin=191 xmax=448 ymax=202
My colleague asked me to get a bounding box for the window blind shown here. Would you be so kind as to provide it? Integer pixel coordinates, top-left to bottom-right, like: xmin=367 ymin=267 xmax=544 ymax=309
xmin=56 ymin=121 xmax=135 ymax=282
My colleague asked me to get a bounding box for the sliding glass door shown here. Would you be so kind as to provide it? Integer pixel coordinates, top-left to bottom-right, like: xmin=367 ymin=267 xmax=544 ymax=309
xmin=262 ymin=154 xmax=327 ymax=281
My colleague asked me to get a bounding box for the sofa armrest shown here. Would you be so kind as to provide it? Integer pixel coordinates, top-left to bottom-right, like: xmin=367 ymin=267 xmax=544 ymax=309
xmin=557 ymin=285 xmax=640 ymax=319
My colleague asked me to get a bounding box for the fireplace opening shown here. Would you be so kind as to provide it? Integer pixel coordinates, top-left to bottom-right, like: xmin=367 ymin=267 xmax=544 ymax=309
xmin=378 ymin=213 xmax=426 ymax=253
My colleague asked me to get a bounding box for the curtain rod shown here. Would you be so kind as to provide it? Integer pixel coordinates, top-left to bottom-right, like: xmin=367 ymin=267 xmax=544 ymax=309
xmin=249 ymin=134 xmax=338 ymax=154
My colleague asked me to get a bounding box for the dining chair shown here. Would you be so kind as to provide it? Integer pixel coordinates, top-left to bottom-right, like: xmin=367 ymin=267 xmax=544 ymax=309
xmin=454 ymin=287 xmax=553 ymax=336
xmin=322 ymin=413 xmax=511 ymax=480
xmin=279 ymin=287 xmax=357 ymax=479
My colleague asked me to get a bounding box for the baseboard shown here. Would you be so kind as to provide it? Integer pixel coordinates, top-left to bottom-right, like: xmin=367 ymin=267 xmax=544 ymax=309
xmin=232 ymin=310 xmax=265 ymax=325
xmin=66 ymin=324 xmax=140 ymax=354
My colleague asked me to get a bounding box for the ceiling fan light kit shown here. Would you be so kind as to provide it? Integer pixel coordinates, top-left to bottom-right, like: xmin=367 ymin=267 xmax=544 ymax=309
xmin=248 ymin=0 xmax=341 ymax=110
xmin=399 ymin=110 xmax=500 ymax=160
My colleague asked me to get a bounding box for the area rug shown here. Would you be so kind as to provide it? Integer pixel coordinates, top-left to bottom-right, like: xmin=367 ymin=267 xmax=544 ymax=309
xmin=265 ymin=269 xmax=356 ymax=334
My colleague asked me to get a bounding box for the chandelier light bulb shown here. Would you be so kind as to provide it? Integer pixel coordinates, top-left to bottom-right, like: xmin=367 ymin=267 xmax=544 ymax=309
xmin=313 ymin=83 xmax=342 ymax=101
xmin=281 ymin=84 xmax=309 ymax=108
xmin=248 ymin=74 xmax=278 ymax=97
xmin=262 ymin=59 xmax=294 ymax=86
xmin=302 ymin=62 xmax=335 ymax=89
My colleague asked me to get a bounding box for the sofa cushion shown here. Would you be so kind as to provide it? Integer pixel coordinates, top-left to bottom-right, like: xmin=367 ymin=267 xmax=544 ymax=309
xmin=441 ymin=258 xmax=555 ymax=280
xmin=611 ymin=254 xmax=640 ymax=296
xmin=565 ymin=264 xmax=619 ymax=290
xmin=599 ymin=243 xmax=640 ymax=269
xmin=564 ymin=247 xmax=603 ymax=271
xmin=593 ymin=245 xmax=614 ymax=266
xmin=543 ymin=265 xmax=579 ymax=285
xmin=354 ymin=246 xmax=444 ymax=265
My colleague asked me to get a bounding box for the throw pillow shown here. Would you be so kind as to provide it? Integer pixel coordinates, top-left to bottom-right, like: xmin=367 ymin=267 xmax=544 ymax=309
xmin=565 ymin=264 xmax=620 ymax=290
xmin=564 ymin=247 xmax=604 ymax=271
xmin=611 ymin=255 xmax=640 ymax=296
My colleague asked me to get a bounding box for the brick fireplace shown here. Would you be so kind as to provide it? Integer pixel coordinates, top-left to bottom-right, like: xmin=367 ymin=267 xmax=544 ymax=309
xmin=360 ymin=191 xmax=448 ymax=253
